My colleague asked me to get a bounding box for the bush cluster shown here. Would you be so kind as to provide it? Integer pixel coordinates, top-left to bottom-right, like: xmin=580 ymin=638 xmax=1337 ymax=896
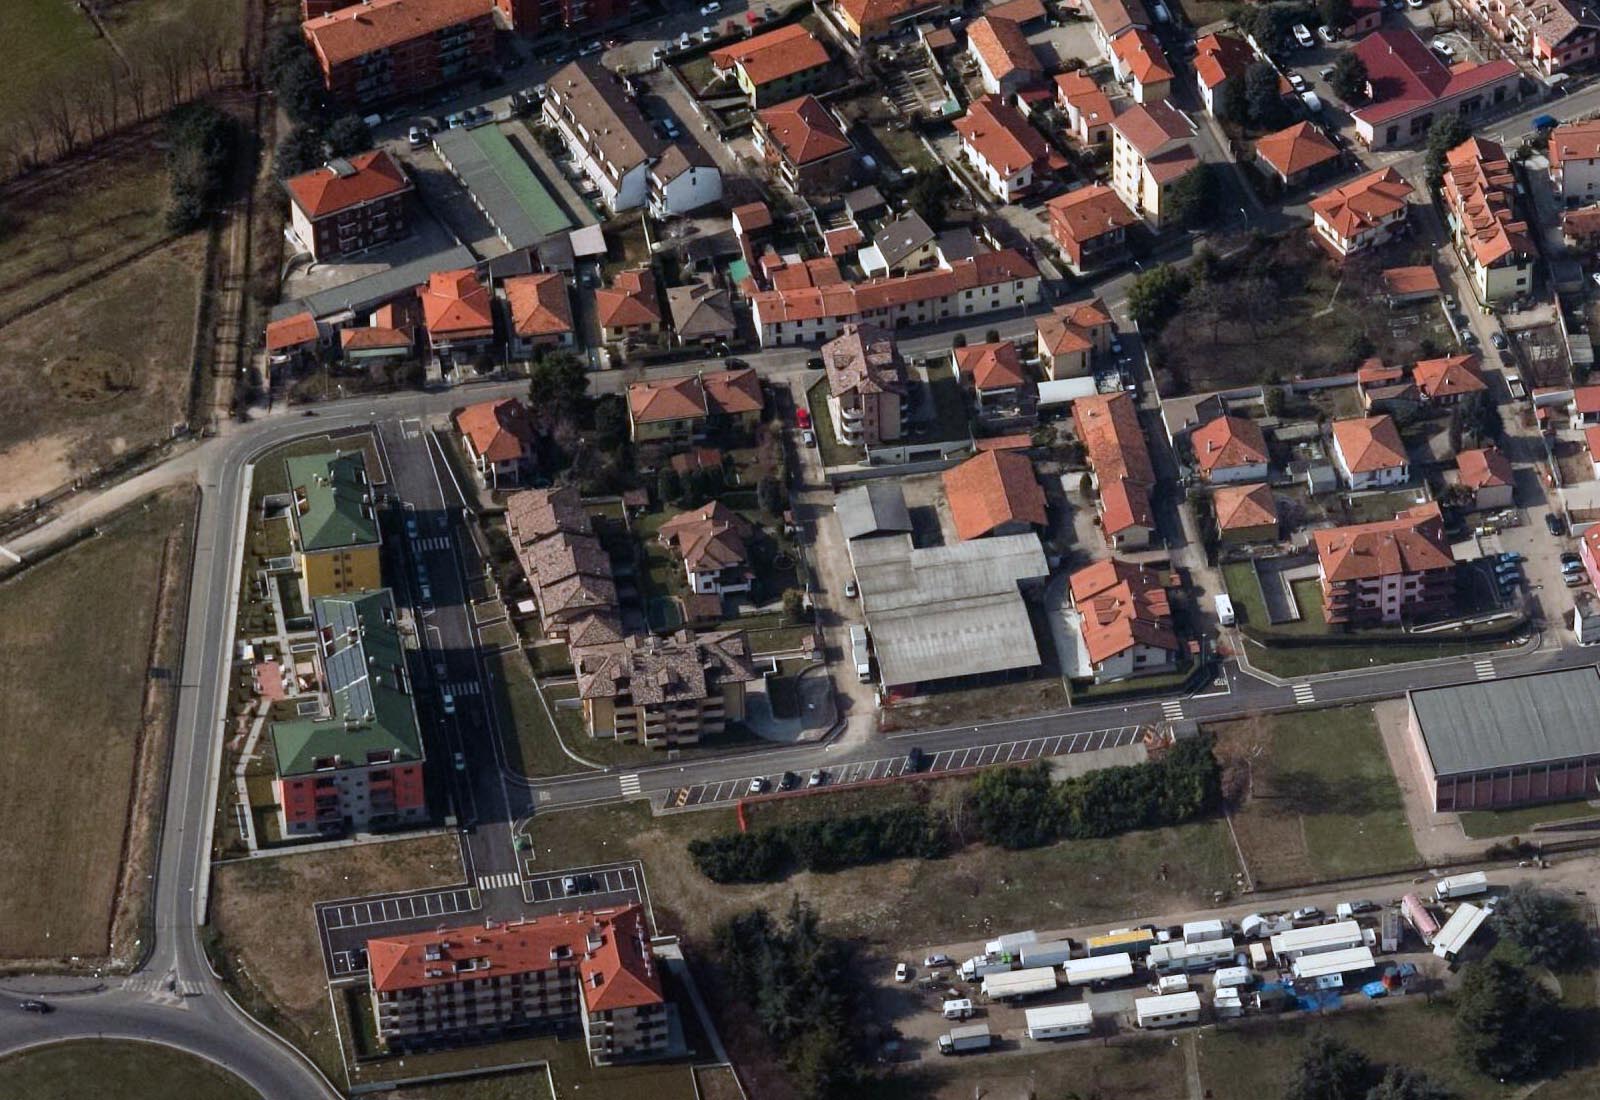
xmin=690 ymin=804 xmax=952 ymax=883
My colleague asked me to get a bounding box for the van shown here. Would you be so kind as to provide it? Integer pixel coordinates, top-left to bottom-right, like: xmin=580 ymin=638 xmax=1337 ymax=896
xmin=942 ymin=998 xmax=974 ymax=1019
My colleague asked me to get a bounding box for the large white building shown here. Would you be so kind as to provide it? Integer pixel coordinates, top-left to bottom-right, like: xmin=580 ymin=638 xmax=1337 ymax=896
xmin=1109 ymin=100 xmax=1198 ymax=229
xmin=543 ymin=59 xmax=663 ymax=213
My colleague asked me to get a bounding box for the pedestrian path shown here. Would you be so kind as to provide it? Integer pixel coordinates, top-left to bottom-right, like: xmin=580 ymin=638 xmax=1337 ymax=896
xmin=619 ymin=773 xmax=642 ymax=796
xmin=1292 ymin=683 xmax=1316 ymax=705
xmin=477 ymin=871 xmax=520 ymax=891
xmin=1474 ymin=658 xmax=1496 ymax=680
xmin=1161 ymin=699 xmax=1184 ymax=720
xmin=412 ymin=535 xmax=452 ymax=551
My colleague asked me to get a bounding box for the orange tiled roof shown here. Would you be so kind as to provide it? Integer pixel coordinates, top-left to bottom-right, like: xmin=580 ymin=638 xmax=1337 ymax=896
xmin=1069 ymin=558 xmax=1177 ymax=664
xmin=303 ymin=0 xmax=491 ymax=68
xmin=420 ymin=268 xmax=493 ymax=336
xmin=732 ymin=201 xmax=773 ymax=233
xmin=955 ymin=341 xmax=1028 ymax=391
xmin=454 ymin=398 xmax=537 ymax=464
xmin=955 ymin=95 xmax=1049 ymax=177
xmin=1048 ymin=184 xmax=1137 ymax=246
xmin=266 ymin=311 xmax=318 ymax=351
xmin=1112 ymin=28 xmax=1172 ymax=86
xmin=1442 ymin=136 xmax=1532 ymax=270
xmin=1309 ymin=167 xmax=1414 ymax=241
xmin=595 ymin=268 xmax=662 ymax=329
xmin=1190 ymin=415 xmax=1268 ymax=476
xmin=504 ymin=273 xmax=573 ymax=339
xmin=284 ymin=149 xmax=410 ymax=219
xmin=340 ymin=326 xmax=410 ymax=351
xmin=1213 ymin=482 xmax=1277 ymax=531
xmin=967 ymin=15 xmax=1042 ymax=84
xmin=1193 ymin=32 xmax=1252 ymax=89
xmin=1055 ymin=71 xmax=1114 ymax=131
xmin=628 ymin=374 xmax=708 ymax=423
xmin=701 ymin=367 xmax=764 ymax=416
xmin=757 ymin=95 xmax=851 ymax=167
xmin=1548 ymin=118 xmax=1600 ymax=169
xmin=1111 ymin=100 xmax=1197 ymax=183
xmin=751 ymin=251 xmax=1038 ymax=325
xmin=1413 ymin=353 xmax=1487 ymax=400
xmin=710 ymin=22 xmax=830 ymax=86
xmin=942 ymin=449 xmax=1047 ymax=540
xmin=1253 ymin=121 xmax=1339 ymax=178
xmin=1380 ymin=265 xmax=1441 ymax=295
xmin=1313 ymin=503 xmax=1452 ymax=582
xmin=1036 ymin=297 xmax=1113 ymax=355
xmin=1331 ymin=414 xmax=1408 ymax=473
xmin=1456 ymin=446 xmax=1512 ymax=489
xmin=1074 ymin=392 xmax=1154 ymax=538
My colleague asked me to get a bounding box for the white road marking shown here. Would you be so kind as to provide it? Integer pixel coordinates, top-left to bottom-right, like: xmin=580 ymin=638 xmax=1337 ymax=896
xmin=1293 ymin=683 xmax=1317 ymax=705
xmin=1474 ymin=659 xmax=1496 ymax=680
xmin=619 ymin=773 xmax=642 ymax=795
xmin=477 ymin=871 xmax=520 ymax=890
xmin=1161 ymin=700 xmax=1184 ymax=720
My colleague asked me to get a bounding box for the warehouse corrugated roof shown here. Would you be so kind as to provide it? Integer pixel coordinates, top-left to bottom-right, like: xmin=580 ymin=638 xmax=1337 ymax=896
xmin=1408 ymin=666 xmax=1600 ymax=776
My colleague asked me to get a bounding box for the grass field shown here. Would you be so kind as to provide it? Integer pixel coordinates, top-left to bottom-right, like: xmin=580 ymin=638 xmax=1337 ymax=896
xmin=391 ymin=1067 xmax=555 ymax=1100
xmin=1458 ymin=798 xmax=1600 ymax=840
xmin=209 ymin=833 xmax=466 ymax=1082
xmin=0 ymin=236 xmax=204 ymax=513
xmin=1210 ymin=706 xmax=1420 ymax=890
xmin=874 ymin=1033 xmax=1188 ymax=1099
xmin=0 ymin=489 xmax=193 ymax=960
xmin=0 ymin=0 xmax=113 ymax=117
xmin=0 ymin=1040 xmax=259 ymax=1100
xmin=485 ymin=649 xmax=587 ymax=778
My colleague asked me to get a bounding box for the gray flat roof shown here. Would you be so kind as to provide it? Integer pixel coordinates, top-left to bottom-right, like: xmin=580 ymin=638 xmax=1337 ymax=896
xmin=836 ymin=481 xmax=912 ymax=540
xmin=1409 ymin=666 xmax=1600 ymax=776
xmin=272 ymin=244 xmax=477 ymax=322
xmin=850 ymin=532 xmax=1048 ymax=687
xmin=433 ymin=126 xmax=573 ymax=251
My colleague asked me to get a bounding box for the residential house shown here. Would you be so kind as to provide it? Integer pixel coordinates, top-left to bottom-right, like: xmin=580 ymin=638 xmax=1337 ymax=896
xmin=1109 ymin=100 xmax=1199 ymax=229
xmin=368 ymin=906 xmax=672 ymax=1064
xmin=658 ymin=502 xmax=753 ymax=596
xmin=1313 ymin=503 xmax=1455 ymax=624
xmin=749 ymin=249 xmax=1040 ymax=346
xmin=943 ymin=449 xmax=1048 ymax=540
xmin=710 ymin=23 xmax=832 ymax=106
xmin=1457 ymin=0 xmax=1599 ymax=76
xmin=505 ymin=487 xmax=620 ymax=642
xmin=1074 ymin=392 xmax=1156 ymax=548
xmin=823 ymin=324 xmax=906 ymax=446
xmin=1381 ymin=265 xmax=1442 ymax=304
xmin=1550 ymin=119 xmax=1600 ymax=200
xmin=860 ymin=212 xmax=940 ymax=276
xmin=1087 ymin=0 xmax=1151 ymax=57
xmin=700 ymin=367 xmax=766 ymax=433
xmin=1567 ymin=204 xmax=1600 ymax=250
xmin=1253 ymin=121 xmax=1340 ymax=189
xmin=1065 ymin=559 xmax=1179 ymax=683
xmin=628 ymin=375 xmax=709 ymax=444
xmin=340 ymin=325 xmax=412 ymax=374
xmin=574 ymin=629 xmax=758 ymax=746
xmin=1331 ymin=415 xmax=1410 ymax=488
xmin=302 ymin=0 xmax=494 ymax=108
xmin=1581 ymin=524 xmax=1600 ymax=589
xmin=955 ymin=94 xmax=1051 ymax=202
xmin=1036 ymin=297 xmax=1114 ymax=377
xmin=1341 ymin=0 xmax=1384 ymax=35
xmin=1571 ymin=385 xmax=1600 ymax=424
xmin=987 ymin=0 xmax=1048 ymax=26
xmin=543 ymin=59 xmax=664 ymax=213
xmin=595 ymin=268 xmax=664 ymax=343
xmin=1309 ymin=167 xmax=1414 ymax=258
xmin=267 ymin=310 xmax=323 ymax=368
xmin=420 ymin=268 xmax=495 ymax=368
xmin=503 ymin=272 xmax=575 ymax=358
xmin=831 ymin=0 xmax=957 ymax=42
xmin=666 ymin=282 xmax=737 ymax=348
xmin=1048 ymin=184 xmax=1137 ymax=275
xmin=1190 ymin=415 xmax=1270 ymax=483
xmin=1455 ymin=446 xmax=1515 ymax=511
xmin=454 ymin=398 xmax=538 ymax=488
xmin=1055 ymin=71 xmax=1115 ymax=145
xmin=1347 ymin=28 xmax=1520 ymax=150
xmin=753 ymin=95 xmax=855 ymax=195
xmin=967 ymin=15 xmax=1043 ymax=97
xmin=648 ymin=144 xmax=723 ymax=219
xmin=1213 ymin=482 xmax=1279 ymax=543
xmin=1413 ymin=353 xmax=1489 ymax=406
xmin=955 ymin=341 xmax=1036 ymax=425
xmin=1111 ymin=29 xmax=1173 ymax=103
xmin=284 ymin=150 xmax=411 ymax=262
xmin=1193 ymin=32 xmax=1253 ymax=115
xmin=271 ymin=589 xmax=426 ymax=837
xmin=1358 ymin=361 xmax=1421 ymax=417
xmin=1442 ymin=137 xmax=1534 ymax=305
xmin=286 ymin=450 xmax=382 ymax=604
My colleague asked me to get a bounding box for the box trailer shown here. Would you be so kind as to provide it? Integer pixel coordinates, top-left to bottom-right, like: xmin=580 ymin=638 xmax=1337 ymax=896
xmin=1019 ymin=940 xmax=1075 ymax=969
xmin=1290 ymin=946 xmax=1375 ymax=983
xmin=1087 ymin=928 xmax=1156 ymax=957
xmin=1402 ymin=894 xmax=1440 ymax=943
xmin=1434 ymin=872 xmax=1489 ymax=901
xmin=1153 ymin=974 xmax=1190 ymax=994
xmin=1064 ymin=952 xmax=1134 ymax=987
xmin=1248 ymin=942 xmax=1271 ymax=970
xmin=1214 ymin=987 xmax=1244 ymax=1018
xmin=1025 ymin=1003 xmax=1094 ymax=1041
xmin=1135 ymin=990 xmax=1202 ymax=1029
xmin=986 ymin=930 xmax=1039 ymax=957
xmin=983 ymin=966 xmax=1058 ymax=1001
xmin=1215 ymin=593 xmax=1236 ymax=626
xmin=849 ymin=625 xmax=871 ymax=681
xmin=1183 ymin=919 xmax=1230 ymax=945
xmin=1379 ymin=909 xmax=1402 ymax=954
xmin=942 ymin=999 xmax=974 ymax=1020
xmin=1213 ymin=966 xmax=1253 ymax=990
xmin=939 ymin=1023 xmax=992 ymax=1055
xmin=1270 ymin=921 xmax=1363 ymax=963
xmin=1432 ymin=902 xmax=1489 ymax=960
xmin=1147 ymin=937 xmax=1237 ymax=975
xmin=1241 ymin=913 xmax=1295 ymax=939
xmin=960 ymin=955 xmax=1014 ymax=981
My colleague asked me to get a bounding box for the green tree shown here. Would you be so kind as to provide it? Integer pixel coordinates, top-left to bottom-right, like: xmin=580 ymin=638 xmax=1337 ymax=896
xmin=1491 ymin=883 xmax=1589 ymax=970
xmin=1079 ymin=471 xmax=1095 ymax=499
xmin=1222 ymin=75 xmax=1251 ymax=126
xmin=757 ymin=475 xmax=786 ymax=517
xmin=1168 ymin=164 xmax=1219 ymax=229
xmin=165 ymin=102 xmax=240 ymax=232
xmin=528 ymin=350 xmax=590 ymax=427
xmin=781 ymin=587 xmax=806 ymax=622
xmin=592 ymin=393 xmax=629 ymax=450
xmin=1332 ymin=53 xmax=1370 ymax=102
xmin=1127 ymin=264 xmax=1190 ymax=333
xmin=906 ymin=171 xmax=955 ymax=229
xmin=657 ymin=466 xmax=683 ymax=504
xmin=1318 ymin=0 xmax=1351 ymax=31
xmin=1453 ymin=958 xmax=1560 ymax=1080
xmin=1365 ymin=1066 xmax=1453 ymax=1100
xmin=275 ymin=123 xmax=325 ymax=181
xmin=1284 ymin=1034 xmax=1372 ymax=1100
xmin=273 ymin=51 xmax=329 ymax=127
xmin=1426 ymin=115 xmax=1471 ymax=189
xmin=325 ymin=114 xmax=373 ymax=156
xmin=1247 ymin=62 xmax=1290 ymax=130
xmin=1463 ymin=389 xmax=1503 ymax=444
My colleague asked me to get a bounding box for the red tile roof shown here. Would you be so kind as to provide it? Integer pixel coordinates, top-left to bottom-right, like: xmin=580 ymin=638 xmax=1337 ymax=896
xmin=1308 ymin=168 xmax=1413 ymax=241
xmin=711 ymin=22 xmax=830 ymax=86
xmin=420 ymin=268 xmax=493 ymax=337
xmin=1055 ymin=71 xmax=1115 ymax=132
xmin=751 ymin=251 xmax=1038 ymax=325
xmin=1048 ymin=184 xmax=1138 ymax=247
xmin=701 ymin=367 xmax=764 ymax=416
xmin=284 ymin=149 xmax=409 ymax=219
xmin=824 ymin=225 xmax=865 ymax=256
xmin=1586 ymin=426 xmax=1600 ymax=462
xmin=1111 ymin=100 xmax=1197 ymax=183
xmin=1350 ymin=28 xmax=1519 ymax=128
xmin=1213 ymin=482 xmax=1278 ymax=532
xmin=1443 ymin=137 xmax=1533 ymax=269
xmin=757 ymin=95 xmax=851 ymax=167
xmin=955 ymin=341 xmax=1029 ymax=390
xmin=1380 ymin=265 xmax=1441 ymax=295
xmin=1574 ymin=385 xmax=1600 ymax=414
xmin=1332 ymin=414 xmax=1408 ymax=473
xmin=1074 ymin=392 xmax=1155 ymax=538
xmin=266 ymin=311 xmax=319 ymax=351
xmin=1069 ymin=558 xmax=1177 ymax=664
xmin=595 ymin=268 xmax=662 ymax=329
xmin=1413 ymin=353 xmax=1487 ymax=400
xmin=1112 ymin=28 xmax=1172 ymax=86
xmin=1550 ymin=119 xmax=1600 ymax=169
xmin=303 ymin=0 xmax=492 ymax=68
xmin=975 ymin=433 xmax=1033 ymax=451
xmin=340 ymin=325 xmax=410 ymax=350
xmin=987 ymin=0 xmax=1046 ymax=21
xmin=967 ymin=15 xmax=1042 ymax=84
xmin=955 ymin=95 xmax=1049 ymax=177
xmin=1254 ymin=121 xmax=1339 ymax=179
xmin=455 ymin=398 xmax=537 ymax=463
xmin=1456 ymin=446 xmax=1513 ymax=489
xmin=1190 ymin=415 xmax=1268 ymax=476
xmin=1193 ymin=32 xmax=1252 ymax=90
xmin=1313 ymin=503 xmax=1452 ymax=582
xmin=504 ymin=273 xmax=573 ymax=339
xmin=732 ymin=201 xmax=773 ymax=233
xmin=628 ymin=374 xmax=708 ymax=423
xmin=943 ymin=449 xmax=1047 ymax=540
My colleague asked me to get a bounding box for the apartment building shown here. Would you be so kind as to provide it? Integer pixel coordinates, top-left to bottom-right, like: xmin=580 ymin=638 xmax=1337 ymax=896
xmin=284 ymin=151 xmax=411 ymax=262
xmin=1442 ymin=137 xmax=1534 ymax=305
xmin=420 ymin=268 xmax=495 ymax=367
xmin=574 ymin=629 xmax=758 ymax=746
xmin=1047 ymin=184 xmax=1137 ymax=275
xmin=1074 ymin=392 xmax=1156 ymax=549
xmin=1454 ymin=0 xmax=1599 ymax=75
xmin=1331 ymin=414 xmax=1410 ymax=488
xmin=271 ymin=589 xmax=426 ymax=837
xmin=542 ymin=59 xmax=665 ymax=213
xmin=493 ymin=0 xmax=629 ymax=38
xmin=286 ymin=450 xmax=382 ymax=603
xmin=955 ymin=95 xmax=1051 ymax=202
xmin=368 ymin=906 xmax=673 ymax=1064
xmin=1550 ymin=119 xmax=1600 ymax=200
xmin=1347 ymin=28 xmax=1519 ymax=149
xmin=1109 ymin=100 xmax=1198 ymax=229
xmin=1313 ymin=503 xmax=1455 ymax=625
xmin=1065 ymin=559 xmax=1179 ymax=683
xmin=505 ymin=487 xmax=620 ymax=642
xmin=753 ymin=95 xmax=855 ymax=195
xmin=823 ymin=324 xmax=906 ymax=447
xmin=1193 ymin=32 xmax=1252 ymax=116
xmin=711 ymin=22 xmax=832 ymax=106
xmin=302 ymin=0 xmax=494 ymax=108
xmin=967 ymin=15 xmax=1043 ymax=97
xmin=1309 ymin=167 xmax=1414 ymax=257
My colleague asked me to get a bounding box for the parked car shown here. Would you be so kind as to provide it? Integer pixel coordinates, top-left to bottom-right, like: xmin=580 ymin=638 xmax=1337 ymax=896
xmin=408 ymin=125 xmax=427 ymax=147
xmin=579 ymin=39 xmax=603 ymax=56
xmin=453 ymin=752 xmax=466 ymax=771
xmin=779 ymin=771 xmax=799 ymax=790
xmin=1548 ymin=512 xmax=1567 ymax=535
xmin=748 ymin=776 xmax=768 ymax=795
xmin=805 ymin=356 xmax=825 ymax=370
xmin=925 ymin=953 xmax=955 ymax=969
xmin=1491 ymin=331 xmax=1509 ymax=349
xmin=1561 ymin=551 xmax=1581 ymax=566
xmin=808 ymin=768 xmax=827 ymax=787
xmin=698 ymin=24 xmax=714 ymax=41
xmin=1317 ymin=24 xmax=1336 ymax=42
xmin=802 ymin=429 xmax=816 ymax=447
xmin=1406 ymin=0 xmax=1425 ymax=8
xmin=678 ymin=31 xmax=692 ymax=49
xmin=907 ymin=745 xmax=927 ymax=771
xmin=1292 ymin=22 xmax=1314 ymax=46
xmin=701 ymin=0 xmax=722 ymax=12
xmin=1431 ymin=37 xmax=1454 ymax=57
xmin=796 ymin=407 xmax=812 ymax=429
xmin=895 ymin=962 xmax=911 ymax=983
xmin=442 ymin=692 xmax=456 ymax=715
xmin=562 ymin=875 xmax=578 ymax=895
xmin=845 ymin=580 xmax=859 ymax=598
xmin=1591 ymin=271 xmax=1600 ymax=289
xmin=17 ymin=1000 xmax=52 ymax=1013
xmin=1287 ymin=71 xmax=1307 ymax=91
xmin=1291 ymin=906 xmax=1323 ymax=921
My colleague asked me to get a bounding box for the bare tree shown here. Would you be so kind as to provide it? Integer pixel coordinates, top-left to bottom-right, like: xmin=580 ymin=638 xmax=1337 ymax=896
xmin=41 ymin=79 xmax=80 ymax=159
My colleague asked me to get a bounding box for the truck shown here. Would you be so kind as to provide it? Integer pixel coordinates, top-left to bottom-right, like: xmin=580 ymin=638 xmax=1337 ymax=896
xmin=1379 ymin=909 xmax=1402 ymax=954
xmin=1402 ymin=894 xmax=1440 ymax=944
xmin=959 ymin=955 xmax=1014 ymax=981
xmin=939 ymin=1024 xmax=992 ymax=1056
xmin=1214 ymin=593 xmax=1236 ymax=626
xmin=1064 ymin=952 xmax=1134 ymax=987
xmin=982 ymin=966 xmax=1058 ymax=1001
xmin=849 ymin=625 xmax=871 ymax=682
xmin=1018 ymin=940 xmax=1075 ymax=969
xmin=1240 ymin=913 xmax=1294 ymax=940
xmin=1087 ymin=927 xmax=1156 ymax=958
xmin=1434 ymin=872 xmax=1489 ymax=901
xmin=985 ymin=930 xmax=1039 ymax=958
xmin=942 ymin=998 xmax=974 ymax=1020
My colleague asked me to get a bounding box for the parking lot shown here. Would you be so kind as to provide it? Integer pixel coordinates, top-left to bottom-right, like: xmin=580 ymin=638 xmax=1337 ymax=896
xmin=520 ymin=861 xmax=644 ymax=910
xmin=316 ymin=885 xmax=481 ymax=981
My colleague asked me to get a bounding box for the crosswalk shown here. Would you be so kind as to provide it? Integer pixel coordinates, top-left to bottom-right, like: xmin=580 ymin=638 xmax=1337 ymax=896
xmin=1292 ymin=683 xmax=1316 ymax=705
xmin=1474 ymin=658 xmax=1496 ymax=681
xmin=1160 ymin=700 xmax=1184 ymax=720
xmin=123 ymin=976 xmax=203 ymax=999
xmin=619 ymin=773 xmax=642 ymax=796
xmin=412 ymin=535 xmax=451 ymax=551
xmin=443 ymin=681 xmax=481 ymax=697
xmin=477 ymin=871 xmax=521 ymax=891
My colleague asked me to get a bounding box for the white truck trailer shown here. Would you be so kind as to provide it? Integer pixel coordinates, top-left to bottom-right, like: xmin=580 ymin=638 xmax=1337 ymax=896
xmin=982 ymin=966 xmax=1058 ymax=1001
xmin=1064 ymin=952 xmax=1134 ymax=987
xmin=1270 ymin=920 xmax=1363 ymax=963
xmin=1135 ymin=990 xmax=1202 ymax=1029
xmin=1019 ymin=940 xmax=1075 ymax=969
xmin=1025 ymin=1003 xmax=1094 ymax=1040
xmin=939 ymin=1023 xmax=993 ymax=1055
xmin=849 ymin=624 xmax=871 ymax=681
xmin=1434 ymin=872 xmax=1489 ymax=901
xmin=986 ymin=930 xmax=1039 ymax=957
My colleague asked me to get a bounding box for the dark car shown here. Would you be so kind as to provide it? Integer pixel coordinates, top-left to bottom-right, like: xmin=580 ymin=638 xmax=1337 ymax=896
xmin=906 ymin=746 xmax=927 ymax=772
xmin=18 ymin=1000 xmax=52 ymax=1013
xmin=1547 ymin=512 xmax=1567 ymax=536
xmin=805 ymin=356 xmax=825 ymax=370
xmin=779 ymin=771 xmax=799 ymax=790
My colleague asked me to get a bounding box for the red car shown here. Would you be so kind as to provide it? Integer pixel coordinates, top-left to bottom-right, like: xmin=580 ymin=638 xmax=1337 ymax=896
xmin=796 ymin=407 xmax=812 ymax=430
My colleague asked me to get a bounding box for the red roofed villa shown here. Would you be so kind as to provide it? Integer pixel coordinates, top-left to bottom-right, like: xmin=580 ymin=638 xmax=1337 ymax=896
xmin=1047 ymin=184 xmax=1138 ymax=275
xmin=454 ymin=397 xmax=539 ymax=487
xmin=1253 ymin=121 xmax=1340 ymax=189
xmin=943 ymin=449 xmax=1048 ymax=541
xmin=1065 ymin=559 xmax=1180 ymax=683
xmin=1309 ymin=167 xmax=1415 ymax=257
xmin=284 ymin=150 xmax=411 ymax=262
xmin=1189 ymin=415 xmax=1270 ymax=483
xmin=420 ymin=268 xmax=495 ymax=365
xmin=955 ymin=94 xmax=1052 ymax=203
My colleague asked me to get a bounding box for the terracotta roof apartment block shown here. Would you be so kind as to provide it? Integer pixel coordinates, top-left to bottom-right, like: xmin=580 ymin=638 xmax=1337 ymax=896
xmin=757 ymin=95 xmax=852 ymax=167
xmin=824 ymin=324 xmax=905 ymax=396
xmin=710 ymin=22 xmax=830 ymax=88
xmin=575 ymin=629 xmax=757 ymax=705
xmin=1068 ymin=559 xmax=1177 ymax=665
xmin=286 ymin=150 xmax=411 ymax=218
xmin=304 ymin=0 xmax=491 ymax=64
xmin=943 ymin=449 xmax=1048 ymax=540
xmin=1443 ymin=136 xmax=1533 ymax=270
xmin=1048 ymin=184 xmax=1137 ymax=269
xmin=1313 ymin=503 xmax=1453 ymax=582
xmin=955 ymin=95 xmax=1049 ymax=177
xmin=303 ymin=0 xmax=494 ymax=106
xmin=1112 ymin=99 xmax=1191 ymax=160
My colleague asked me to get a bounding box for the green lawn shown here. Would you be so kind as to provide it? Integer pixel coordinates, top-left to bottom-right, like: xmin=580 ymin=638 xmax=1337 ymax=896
xmin=0 ymin=1040 xmax=259 ymax=1100
xmin=805 ymin=377 xmax=861 ymax=468
xmin=1070 ymin=661 xmax=1196 ymax=702
xmin=486 ymin=649 xmax=589 ymax=778
xmin=1459 ymin=799 xmax=1600 ymax=840
xmin=393 ymin=1068 xmax=556 ymax=1100
xmin=0 ymin=0 xmax=111 ymax=117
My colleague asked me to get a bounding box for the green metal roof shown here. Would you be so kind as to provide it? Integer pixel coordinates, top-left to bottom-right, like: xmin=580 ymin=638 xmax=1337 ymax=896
xmin=271 ymin=589 xmax=425 ymax=777
xmin=433 ymin=125 xmax=572 ymax=249
xmin=286 ymin=450 xmax=380 ymax=553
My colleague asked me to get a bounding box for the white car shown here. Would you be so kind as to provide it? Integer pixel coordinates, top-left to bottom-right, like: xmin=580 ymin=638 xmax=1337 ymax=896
xmin=894 ymin=962 xmax=911 ymax=983
xmin=701 ymin=0 xmax=721 ymax=12
xmin=748 ymin=776 xmax=767 ymax=795
xmin=845 ymin=580 xmax=859 ymax=598
xmin=1431 ymin=37 xmax=1454 ymax=56
xmin=678 ymin=31 xmax=692 ymax=49
xmin=1287 ymin=71 xmax=1307 ymax=91
xmin=1591 ymin=271 xmax=1600 ymax=288
xmin=802 ymin=428 xmax=816 ymax=447
xmin=698 ymin=24 xmax=714 ymax=41
xmin=1292 ymin=22 xmax=1314 ymax=46
xmin=453 ymin=752 xmax=466 ymax=771
xmin=1407 ymin=0 xmax=1425 ymax=7
xmin=1317 ymin=24 xmax=1335 ymax=43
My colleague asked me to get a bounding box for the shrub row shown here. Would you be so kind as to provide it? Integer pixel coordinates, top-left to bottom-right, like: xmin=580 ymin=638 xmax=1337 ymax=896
xmin=688 ymin=804 xmax=952 ymax=884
